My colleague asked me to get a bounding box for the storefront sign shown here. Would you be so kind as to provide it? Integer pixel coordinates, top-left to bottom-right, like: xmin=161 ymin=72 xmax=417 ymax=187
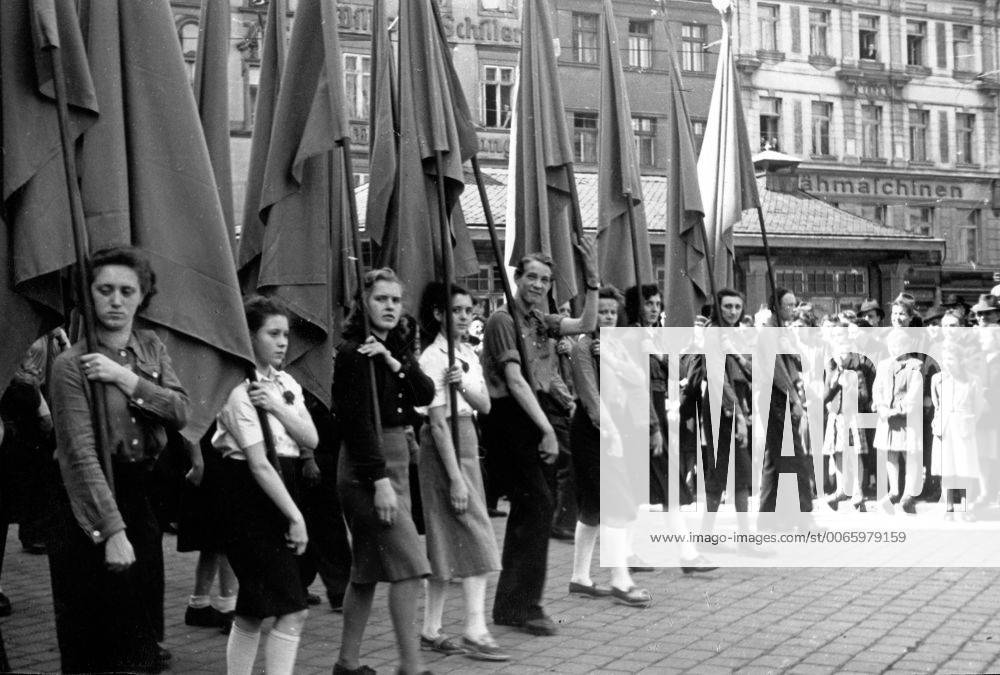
xmin=337 ymin=3 xmax=520 ymax=45
xmin=799 ymin=174 xmax=964 ymax=200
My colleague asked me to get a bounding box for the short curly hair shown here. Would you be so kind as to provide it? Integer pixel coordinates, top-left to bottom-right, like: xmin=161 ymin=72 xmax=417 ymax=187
xmin=89 ymin=246 xmax=157 ymax=312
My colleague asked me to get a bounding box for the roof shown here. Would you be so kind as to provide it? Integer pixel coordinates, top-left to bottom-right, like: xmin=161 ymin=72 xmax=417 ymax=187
xmin=353 ymin=168 xmax=945 ymax=252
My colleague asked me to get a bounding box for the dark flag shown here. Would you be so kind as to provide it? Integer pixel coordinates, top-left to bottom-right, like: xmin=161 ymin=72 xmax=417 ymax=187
xmin=365 ymin=0 xmax=398 ymax=260
xmin=389 ymin=0 xmax=479 ymax=301
xmin=596 ymin=0 xmax=653 ymax=293
xmin=237 ymin=0 xmax=286 ymax=287
xmin=2 ymin=0 xmax=255 ymax=441
xmin=193 ymin=0 xmax=235 ymax=246
xmin=659 ymin=21 xmax=709 ymax=326
xmin=509 ymin=0 xmax=582 ymax=305
xmin=250 ymin=0 xmax=352 ymax=408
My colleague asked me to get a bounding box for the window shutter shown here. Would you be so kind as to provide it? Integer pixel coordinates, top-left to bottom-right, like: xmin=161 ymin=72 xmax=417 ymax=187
xmin=793 ymin=100 xmax=803 ymax=154
xmin=938 ymin=111 xmax=949 ymax=162
xmin=935 ymin=23 xmax=947 ymax=68
xmin=790 ymin=6 xmax=801 ymax=53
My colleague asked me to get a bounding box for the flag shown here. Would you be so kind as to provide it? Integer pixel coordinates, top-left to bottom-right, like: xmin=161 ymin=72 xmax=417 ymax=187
xmin=193 ymin=0 xmax=235 ymax=246
xmin=251 ymin=0 xmax=352 ymax=408
xmin=2 ymin=0 xmax=255 ymax=441
xmin=365 ymin=0 xmax=398 ymax=257
xmin=596 ymin=0 xmax=653 ymax=293
xmin=237 ymin=0 xmax=286 ymax=286
xmin=389 ymin=0 xmax=478 ymax=301
xmin=659 ymin=21 xmax=709 ymax=326
xmin=509 ymin=0 xmax=582 ymax=305
xmin=697 ymin=1 xmax=760 ymax=289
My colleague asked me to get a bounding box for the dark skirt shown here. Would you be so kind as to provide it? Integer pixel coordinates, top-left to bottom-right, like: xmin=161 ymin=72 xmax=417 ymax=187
xmin=569 ymin=407 xmax=637 ymax=528
xmin=176 ymin=445 xmax=223 ymax=553
xmin=338 ymin=427 xmax=430 ymax=584
xmin=418 ymin=418 xmax=500 ymax=580
xmin=220 ymin=458 xmax=308 ymax=619
xmin=47 ymin=460 xmax=164 ymax=674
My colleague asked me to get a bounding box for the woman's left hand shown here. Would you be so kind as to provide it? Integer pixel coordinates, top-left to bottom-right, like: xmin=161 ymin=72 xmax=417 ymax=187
xmin=80 ymin=353 xmax=130 ymax=385
xmin=450 ymin=476 xmax=469 ymax=514
xmin=358 ymin=336 xmax=390 ymax=360
xmin=443 ymin=364 xmax=463 ymax=386
xmin=248 ymin=382 xmax=283 ymax=412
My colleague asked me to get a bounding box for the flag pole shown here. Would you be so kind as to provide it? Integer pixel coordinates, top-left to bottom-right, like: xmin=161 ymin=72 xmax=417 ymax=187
xmin=45 ymin=22 xmax=116 ymax=496
xmin=564 ymin=164 xmax=587 ymax=243
xmin=696 ymin=215 xmax=722 ymax=322
xmin=623 ymin=196 xmax=644 ymax=290
xmin=755 ymin=205 xmax=780 ymax=321
xmin=339 ymin=138 xmax=384 ymax=445
xmin=469 ymin=156 xmax=536 ymax=390
xmin=432 ymin=151 xmax=461 ymax=452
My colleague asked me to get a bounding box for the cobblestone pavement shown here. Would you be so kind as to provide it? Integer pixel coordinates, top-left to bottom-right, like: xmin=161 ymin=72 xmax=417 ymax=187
xmin=3 ymin=513 xmax=1000 ymax=674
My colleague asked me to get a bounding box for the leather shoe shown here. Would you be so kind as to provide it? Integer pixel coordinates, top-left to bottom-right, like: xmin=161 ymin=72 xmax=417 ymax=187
xmin=610 ymin=586 xmax=652 ymax=608
xmin=550 ymin=526 xmax=575 ymax=541
xmin=494 ymin=613 xmax=557 ymax=636
xmin=568 ymin=581 xmax=612 ymax=597
xmin=487 ymin=508 xmax=507 ymax=518
xmin=900 ymin=497 xmax=917 ymax=515
xmin=185 ymin=604 xmax=225 ymax=628
xmin=333 ymin=663 xmax=376 ymax=675
xmin=307 ymin=592 xmax=322 ymax=606
xmin=680 ymin=556 xmax=718 ymax=574
xmin=156 ymin=646 xmax=172 ymax=670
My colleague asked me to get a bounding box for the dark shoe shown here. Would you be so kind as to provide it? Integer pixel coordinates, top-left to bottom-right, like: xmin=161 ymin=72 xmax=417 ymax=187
xmin=494 ymin=613 xmax=557 ymax=636
xmin=550 ymin=526 xmax=575 ymax=541
xmin=420 ymin=632 xmax=467 ymax=655
xmin=462 ymin=634 xmax=510 ymax=661
xmin=307 ymin=592 xmax=322 ymax=606
xmin=826 ymin=492 xmax=849 ymax=510
xmin=487 ymin=508 xmax=507 ymax=518
xmin=156 ymin=646 xmax=172 ymax=670
xmin=610 ymin=586 xmax=652 ymax=608
xmin=219 ymin=611 xmax=234 ymax=635
xmin=328 ymin=592 xmax=345 ymax=612
xmin=900 ymin=497 xmax=917 ymax=515
xmin=680 ymin=556 xmax=718 ymax=574
xmin=568 ymin=581 xmax=612 ymax=598
xmin=333 ymin=663 xmax=376 ymax=675
xmin=21 ymin=542 xmax=46 ymax=555
xmin=0 ymin=592 xmax=12 ymax=617
xmin=185 ymin=604 xmax=225 ymax=628
xmin=852 ymin=500 xmax=867 ymax=513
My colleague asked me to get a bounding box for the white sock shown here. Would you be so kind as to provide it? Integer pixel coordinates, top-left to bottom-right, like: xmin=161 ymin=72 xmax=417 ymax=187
xmin=212 ymin=594 xmax=237 ymax=614
xmin=461 ymin=575 xmax=488 ymax=638
xmin=188 ymin=594 xmax=211 ymax=609
xmin=571 ymin=522 xmax=598 ymax=585
xmin=611 ymin=566 xmax=633 ymax=592
xmin=423 ymin=579 xmax=447 ymax=638
xmin=600 ymin=525 xmax=629 ymax=569
xmin=226 ymin=623 xmax=260 ymax=675
xmin=264 ymin=628 xmax=301 ymax=675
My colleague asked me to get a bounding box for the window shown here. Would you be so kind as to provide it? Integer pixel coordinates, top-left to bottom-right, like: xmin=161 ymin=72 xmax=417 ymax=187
xmin=482 ymin=66 xmax=514 ymax=129
xmin=343 ymin=54 xmax=371 ymax=120
xmin=572 ymin=13 xmax=599 ymax=64
xmin=681 ymin=24 xmax=707 ymax=72
xmin=907 ymin=207 xmax=933 ymax=235
xmin=632 ymin=116 xmax=656 ymax=166
xmin=959 ymin=210 xmax=980 ymax=263
xmin=459 ymin=265 xmax=499 ymax=294
xmin=861 ymin=104 xmax=882 ymax=158
xmin=627 ymin=20 xmax=652 ymax=69
xmin=759 ymin=97 xmax=781 ymax=151
xmin=758 ymin=4 xmax=779 ymax=51
xmin=573 ymin=112 xmax=598 ymax=163
xmin=692 ymin=119 xmax=706 ymax=153
xmin=859 ymin=15 xmax=879 ymax=60
xmin=809 ymin=9 xmax=829 ymax=56
xmin=956 ymin=113 xmax=975 ymax=164
xmin=776 ymin=270 xmax=805 ymax=296
xmin=906 ymin=21 xmax=926 ymax=66
xmin=242 ymin=63 xmax=260 ymax=132
xmin=859 ymin=204 xmax=887 ymax=226
xmin=177 ymin=18 xmax=199 ymax=60
xmin=811 ymin=101 xmax=832 ymax=155
xmin=480 ymin=0 xmax=515 ymax=11
xmin=953 ymin=25 xmax=974 ymax=71
xmin=909 ymin=109 xmax=929 ymax=161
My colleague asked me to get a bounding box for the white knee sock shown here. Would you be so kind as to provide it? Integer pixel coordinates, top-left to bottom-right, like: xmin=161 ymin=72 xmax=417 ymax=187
xmin=422 ymin=579 xmax=447 ymax=638
xmin=188 ymin=594 xmax=211 ymax=609
xmin=226 ymin=623 xmax=260 ymax=675
xmin=571 ymin=522 xmax=599 ymax=585
xmin=212 ymin=593 xmax=237 ymax=614
xmin=461 ymin=575 xmax=488 ymax=638
xmin=264 ymin=628 xmax=301 ymax=675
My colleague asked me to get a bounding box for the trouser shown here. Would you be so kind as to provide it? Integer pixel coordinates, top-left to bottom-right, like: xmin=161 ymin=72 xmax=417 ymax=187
xmin=48 ymin=460 xmax=163 ymax=674
xmin=486 ymin=397 xmax=553 ymax=621
xmin=758 ymin=389 xmax=814 ymax=513
xmin=540 ymin=394 xmax=575 ymax=531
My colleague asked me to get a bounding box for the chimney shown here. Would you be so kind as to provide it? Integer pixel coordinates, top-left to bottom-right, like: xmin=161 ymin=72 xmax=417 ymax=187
xmin=752 ymin=150 xmax=803 ymax=194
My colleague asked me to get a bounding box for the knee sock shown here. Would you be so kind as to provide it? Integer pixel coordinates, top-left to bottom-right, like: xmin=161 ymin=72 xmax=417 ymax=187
xmin=462 ymin=575 xmax=489 ymax=639
xmin=264 ymin=628 xmax=301 ymax=675
xmin=188 ymin=594 xmax=211 ymax=609
xmin=571 ymin=522 xmax=598 ymax=585
xmin=422 ymin=579 xmax=447 ymax=638
xmin=226 ymin=623 xmax=260 ymax=675
xmin=212 ymin=594 xmax=237 ymax=614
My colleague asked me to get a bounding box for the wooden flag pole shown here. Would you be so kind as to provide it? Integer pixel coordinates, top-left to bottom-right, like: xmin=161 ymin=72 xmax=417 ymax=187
xmin=432 ymin=151 xmax=461 ymax=453
xmin=755 ymin=205 xmax=781 ymax=324
xmin=469 ymin=156 xmax=536 ymax=390
xmin=46 ymin=25 xmax=116 ymax=496
xmin=339 ymin=138 xmax=384 ymax=445
xmin=623 ymin=195 xmax=644 ymax=291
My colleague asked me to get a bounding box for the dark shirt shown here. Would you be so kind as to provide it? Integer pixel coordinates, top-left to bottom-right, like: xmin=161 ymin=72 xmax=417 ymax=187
xmin=481 ymin=301 xmax=562 ymax=399
xmin=50 ymin=330 xmax=189 ymax=543
xmin=333 ymin=332 xmax=434 ymax=485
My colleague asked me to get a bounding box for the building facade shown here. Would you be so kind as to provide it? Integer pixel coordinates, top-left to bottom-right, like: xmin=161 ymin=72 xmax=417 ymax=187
xmin=732 ymin=0 xmax=1000 ymax=305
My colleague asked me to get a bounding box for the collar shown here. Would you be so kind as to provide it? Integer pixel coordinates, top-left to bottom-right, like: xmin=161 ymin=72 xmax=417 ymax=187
xmin=431 ymin=333 xmax=472 ymax=367
xmin=254 ymin=365 xmax=282 ymax=383
xmin=97 ymin=330 xmax=140 ymax=354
